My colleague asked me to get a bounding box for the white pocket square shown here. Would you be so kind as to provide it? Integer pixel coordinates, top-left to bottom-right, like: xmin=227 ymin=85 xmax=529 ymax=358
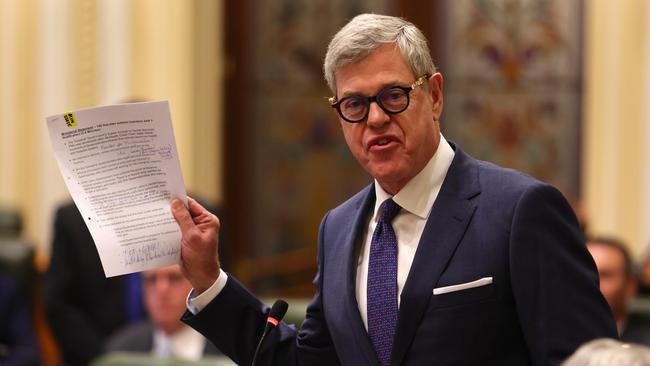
xmin=433 ymin=277 xmax=493 ymax=295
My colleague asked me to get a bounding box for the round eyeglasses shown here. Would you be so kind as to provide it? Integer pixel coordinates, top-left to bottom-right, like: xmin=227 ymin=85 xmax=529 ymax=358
xmin=328 ymin=73 xmax=430 ymax=123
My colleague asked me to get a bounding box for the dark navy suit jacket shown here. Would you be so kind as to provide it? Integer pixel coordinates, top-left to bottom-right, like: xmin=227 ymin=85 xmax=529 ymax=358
xmin=0 ymin=276 xmax=40 ymax=366
xmin=183 ymin=144 xmax=617 ymax=366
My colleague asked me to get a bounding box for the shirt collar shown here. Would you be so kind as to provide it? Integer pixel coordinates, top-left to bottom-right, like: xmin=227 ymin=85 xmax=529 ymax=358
xmin=373 ymin=134 xmax=455 ymax=220
xmin=153 ymin=325 xmax=206 ymax=360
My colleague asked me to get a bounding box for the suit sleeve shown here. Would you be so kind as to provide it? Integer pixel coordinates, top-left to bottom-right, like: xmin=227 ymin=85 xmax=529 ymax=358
xmin=509 ymin=183 xmax=618 ymax=366
xmin=182 ymin=212 xmax=340 ymax=366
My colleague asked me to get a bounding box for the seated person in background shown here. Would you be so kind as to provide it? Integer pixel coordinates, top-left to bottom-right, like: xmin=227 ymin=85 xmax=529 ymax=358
xmin=0 ymin=274 xmax=40 ymax=366
xmin=45 ymin=198 xmax=222 ymax=365
xmin=44 ymin=202 xmax=146 ymax=366
xmin=587 ymin=237 xmax=650 ymax=344
xmin=562 ymin=338 xmax=650 ymax=366
xmin=104 ymin=264 xmax=222 ymax=361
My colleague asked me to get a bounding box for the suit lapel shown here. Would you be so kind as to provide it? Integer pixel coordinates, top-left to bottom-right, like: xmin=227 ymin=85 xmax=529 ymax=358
xmin=337 ymin=185 xmax=380 ymax=366
xmin=390 ymin=147 xmax=480 ymax=366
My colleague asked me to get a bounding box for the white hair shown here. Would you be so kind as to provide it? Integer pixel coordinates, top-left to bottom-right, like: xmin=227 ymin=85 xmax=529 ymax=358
xmin=323 ymin=13 xmax=436 ymax=94
xmin=562 ymin=338 xmax=650 ymax=366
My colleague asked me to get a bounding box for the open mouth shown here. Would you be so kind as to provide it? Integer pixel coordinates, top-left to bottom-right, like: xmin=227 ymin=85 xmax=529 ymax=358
xmin=368 ymin=136 xmax=398 ymax=151
xmin=375 ymin=138 xmax=390 ymax=146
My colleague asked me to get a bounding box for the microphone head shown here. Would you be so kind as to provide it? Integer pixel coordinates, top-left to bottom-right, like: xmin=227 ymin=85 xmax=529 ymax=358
xmin=254 ymin=300 xmax=289 ymax=365
xmin=268 ymin=299 xmax=288 ymax=325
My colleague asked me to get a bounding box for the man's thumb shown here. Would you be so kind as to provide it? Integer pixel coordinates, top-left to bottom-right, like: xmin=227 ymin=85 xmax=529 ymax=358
xmin=171 ymin=198 xmax=194 ymax=232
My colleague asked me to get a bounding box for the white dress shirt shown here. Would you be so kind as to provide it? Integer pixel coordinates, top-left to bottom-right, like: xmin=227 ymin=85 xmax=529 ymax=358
xmin=355 ymin=135 xmax=454 ymax=329
xmin=152 ymin=325 xmax=207 ymax=361
xmin=188 ymin=135 xmax=455 ymax=322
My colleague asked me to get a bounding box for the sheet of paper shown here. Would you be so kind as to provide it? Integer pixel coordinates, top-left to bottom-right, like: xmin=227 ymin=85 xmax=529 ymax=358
xmin=46 ymin=101 xmax=187 ymax=277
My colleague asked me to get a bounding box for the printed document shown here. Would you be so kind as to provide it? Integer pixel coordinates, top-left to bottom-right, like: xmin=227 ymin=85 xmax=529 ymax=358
xmin=46 ymin=101 xmax=186 ymax=277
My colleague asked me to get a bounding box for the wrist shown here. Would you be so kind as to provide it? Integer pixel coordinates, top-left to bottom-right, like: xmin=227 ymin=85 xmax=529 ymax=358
xmin=194 ymin=267 xmax=220 ymax=295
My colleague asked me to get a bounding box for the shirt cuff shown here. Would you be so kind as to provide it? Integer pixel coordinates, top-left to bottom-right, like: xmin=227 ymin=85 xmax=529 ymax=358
xmin=186 ymin=269 xmax=228 ymax=315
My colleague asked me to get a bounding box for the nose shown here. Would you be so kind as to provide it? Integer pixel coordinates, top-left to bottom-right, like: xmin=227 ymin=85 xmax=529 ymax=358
xmin=153 ymin=277 xmax=171 ymax=292
xmin=365 ymin=100 xmax=390 ymax=128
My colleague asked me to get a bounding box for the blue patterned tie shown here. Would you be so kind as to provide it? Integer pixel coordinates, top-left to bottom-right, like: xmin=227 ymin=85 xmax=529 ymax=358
xmin=367 ymin=198 xmax=401 ymax=366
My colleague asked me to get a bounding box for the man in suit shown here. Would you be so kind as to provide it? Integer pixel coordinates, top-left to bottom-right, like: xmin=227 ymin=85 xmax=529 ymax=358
xmin=172 ymin=13 xmax=617 ymax=365
xmin=587 ymin=237 xmax=650 ymax=345
xmin=104 ymin=265 xmax=223 ymax=360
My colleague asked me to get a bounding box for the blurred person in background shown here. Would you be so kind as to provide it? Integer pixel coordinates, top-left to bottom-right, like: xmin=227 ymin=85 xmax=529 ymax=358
xmin=0 ymin=275 xmax=40 ymax=366
xmin=44 ymin=201 xmax=145 ymax=366
xmin=103 ymin=265 xmax=223 ymax=361
xmin=562 ymin=338 xmax=650 ymax=366
xmin=45 ymin=196 xmax=221 ymax=365
xmin=587 ymin=237 xmax=650 ymax=345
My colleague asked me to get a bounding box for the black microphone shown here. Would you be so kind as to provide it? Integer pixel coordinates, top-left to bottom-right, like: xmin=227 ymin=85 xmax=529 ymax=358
xmin=251 ymin=299 xmax=288 ymax=366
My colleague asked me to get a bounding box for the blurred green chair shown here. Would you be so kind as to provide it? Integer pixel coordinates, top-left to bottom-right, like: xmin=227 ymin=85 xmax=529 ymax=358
xmin=0 ymin=208 xmax=35 ymax=305
xmin=0 ymin=207 xmax=22 ymax=237
xmin=91 ymin=352 xmax=236 ymax=366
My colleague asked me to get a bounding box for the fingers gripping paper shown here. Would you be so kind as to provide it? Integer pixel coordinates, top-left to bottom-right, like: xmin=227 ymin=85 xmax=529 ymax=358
xmin=46 ymin=101 xmax=187 ymax=277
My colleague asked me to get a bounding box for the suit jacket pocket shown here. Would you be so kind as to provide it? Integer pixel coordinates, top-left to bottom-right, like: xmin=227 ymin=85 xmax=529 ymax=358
xmin=429 ymin=277 xmax=496 ymax=309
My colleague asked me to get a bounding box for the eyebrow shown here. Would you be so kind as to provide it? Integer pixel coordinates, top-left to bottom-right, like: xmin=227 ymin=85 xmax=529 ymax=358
xmin=339 ymin=81 xmax=408 ymax=98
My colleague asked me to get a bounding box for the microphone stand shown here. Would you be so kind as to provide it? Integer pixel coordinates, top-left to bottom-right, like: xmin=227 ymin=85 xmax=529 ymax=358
xmin=251 ymin=299 xmax=288 ymax=366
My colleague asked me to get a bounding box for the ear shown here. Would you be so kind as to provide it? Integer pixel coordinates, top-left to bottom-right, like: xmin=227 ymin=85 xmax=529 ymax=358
xmin=429 ymin=72 xmax=444 ymax=121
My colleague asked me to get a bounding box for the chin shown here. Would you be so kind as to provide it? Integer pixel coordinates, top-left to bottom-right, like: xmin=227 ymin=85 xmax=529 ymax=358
xmin=367 ymin=164 xmax=406 ymax=182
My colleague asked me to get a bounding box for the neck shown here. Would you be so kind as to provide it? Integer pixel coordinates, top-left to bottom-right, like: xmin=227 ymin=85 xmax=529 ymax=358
xmin=377 ymin=155 xmax=434 ymax=195
xmin=378 ymin=180 xmax=407 ymax=196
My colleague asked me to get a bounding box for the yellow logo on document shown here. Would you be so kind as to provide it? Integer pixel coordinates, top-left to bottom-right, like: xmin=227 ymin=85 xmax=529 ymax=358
xmin=63 ymin=112 xmax=77 ymax=128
